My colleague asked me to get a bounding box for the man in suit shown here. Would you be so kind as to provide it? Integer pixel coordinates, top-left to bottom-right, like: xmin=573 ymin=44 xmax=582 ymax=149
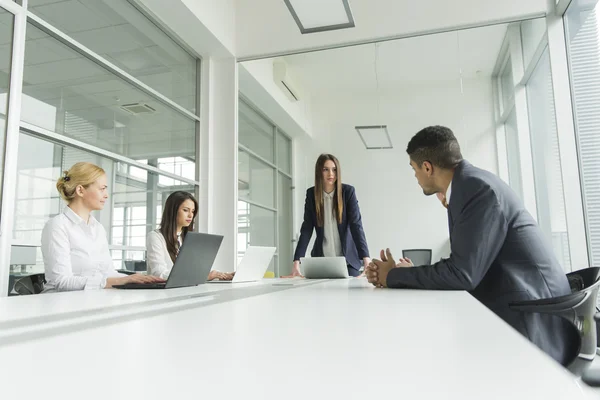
xmin=366 ymin=125 xmax=573 ymax=364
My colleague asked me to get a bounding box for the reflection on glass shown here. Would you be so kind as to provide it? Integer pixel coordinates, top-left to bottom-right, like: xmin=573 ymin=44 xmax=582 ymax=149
xmin=237 ymin=200 xmax=275 ymax=252
xmin=238 ymin=149 xmax=275 ymax=208
xmin=27 ymin=0 xmax=197 ymax=112
xmin=504 ymin=110 xmax=523 ymax=200
xmin=526 ymin=49 xmax=571 ymax=271
xmin=277 ymin=131 xmax=291 ymax=174
xmin=239 ymin=99 xmax=274 ymax=162
xmin=21 ymin=23 xmax=196 ymax=176
xmin=0 ymin=8 xmax=13 ymax=222
xmin=500 ymin=57 xmax=514 ymax=112
xmin=565 ymin=0 xmax=600 ymax=267
xmin=13 ymin=132 xmax=196 ymax=271
xmin=521 ymin=19 xmax=547 ymax=69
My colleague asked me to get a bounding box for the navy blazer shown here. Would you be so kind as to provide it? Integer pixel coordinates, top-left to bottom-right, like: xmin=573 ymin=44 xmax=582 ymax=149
xmin=386 ymin=160 xmax=573 ymax=364
xmin=293 ymin=184 xmax=370 ymax=273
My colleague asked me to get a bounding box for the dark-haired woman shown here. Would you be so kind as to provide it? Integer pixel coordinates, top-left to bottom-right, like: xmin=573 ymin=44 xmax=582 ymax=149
xmin=146 ymin=191 xmax=232 ymax=281
xmin=286 ymin=154 xmax=370 ymax=278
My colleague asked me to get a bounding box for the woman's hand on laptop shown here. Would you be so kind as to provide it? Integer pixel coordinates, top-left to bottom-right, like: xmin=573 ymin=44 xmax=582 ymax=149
xmin=106 ymin=274 xmax=165 ymax=288
xmin=281 ymin=260 xmax=304 ymax=278
xmin=207 ymin=271 xmax=234 ymax=281
xmin=224 ymin=271 xmax=235 ymax=280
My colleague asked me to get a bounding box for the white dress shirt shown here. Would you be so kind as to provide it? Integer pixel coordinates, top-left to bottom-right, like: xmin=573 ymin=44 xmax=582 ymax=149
xmin=41 ymin=206 xmax=124 ymax=292
xmin=146 ymin=229 xmax=177 ymax=280
xmin=322 ymin=190 xmax=342 ymax=257
xmin=446 ymin=180 xmax=453 ymax=204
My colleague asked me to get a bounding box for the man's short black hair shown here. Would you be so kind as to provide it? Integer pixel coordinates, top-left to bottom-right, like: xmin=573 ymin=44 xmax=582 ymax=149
xmin=406 ymin=125 xmax=463 ymax=169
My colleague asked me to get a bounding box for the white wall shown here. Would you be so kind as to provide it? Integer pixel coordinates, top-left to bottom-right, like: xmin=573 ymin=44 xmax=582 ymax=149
xmin=302 ymin=79 xmax=497 ymax=261
xmin=239 ymin=60 xmax=313 ymax=139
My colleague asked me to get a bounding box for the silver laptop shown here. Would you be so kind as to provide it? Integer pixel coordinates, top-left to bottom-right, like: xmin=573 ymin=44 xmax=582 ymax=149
xmin=301 ymin=256 xmax=349 ymax=279
xmin=209 ymin=246 xmax=276 ymax=283
xmin=114 ymin=232 xmax=223 ymax=289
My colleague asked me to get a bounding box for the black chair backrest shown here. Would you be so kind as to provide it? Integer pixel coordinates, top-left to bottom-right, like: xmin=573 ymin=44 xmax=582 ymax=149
xmin=13 ymin=273 xmax=46 ymax=295
xmin=402 ymin=249 xmax=432 ymax=266
xmin=567 ymin=267 xmax=600 ymax=292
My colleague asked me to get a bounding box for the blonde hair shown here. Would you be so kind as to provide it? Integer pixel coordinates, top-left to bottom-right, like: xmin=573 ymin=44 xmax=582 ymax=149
xmin=56 ymin=162 xmax=106 ymax=203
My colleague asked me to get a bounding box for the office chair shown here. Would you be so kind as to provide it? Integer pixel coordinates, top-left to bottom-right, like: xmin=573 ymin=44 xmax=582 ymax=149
xmin=581 ymin=313 xmax=600 ymax=386
xmin=13 ymin=273 xmax=46 ymax=295
xmin=509 ymin=267 xmax=600 ymax=378
xmin=402 ymin=249 xmax=432 ymax=266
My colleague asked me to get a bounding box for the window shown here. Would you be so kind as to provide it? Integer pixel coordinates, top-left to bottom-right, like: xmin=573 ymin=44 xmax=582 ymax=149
xmin=21 ymin=23 xmax=196 ymax=178
xmin=565 ymin=0 xmax=600 ymax=266
xmin=500 ymin=57 xmax=514 ymax=114
xmin=237 ymin=98 xmax=293 ymax=276
xmin=12 ymin=133 xmax=192 ymax=273
xmin=27 ymin=0 xmax=197 ymax=112
xmin=239 ymin=100 xmax=274 ymax=162
xmin=526 ymin=49 xmax=571 ymax=271
xmin=504 ymin=109 xmax=523 ymax=199
xmin=3 ymin=1 xmax=200 ymax=285
xmin=0 ymin=7 xmax=14 ymax=222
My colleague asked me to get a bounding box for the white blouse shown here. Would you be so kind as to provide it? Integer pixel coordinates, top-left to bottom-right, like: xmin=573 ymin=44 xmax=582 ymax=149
xmin=41 ymin=206 xmax=124 ymax=292
xmin=145 ymin=229 xmax=175 ymax=280
xmin=322 ymin=190 xmax=342 ymax=257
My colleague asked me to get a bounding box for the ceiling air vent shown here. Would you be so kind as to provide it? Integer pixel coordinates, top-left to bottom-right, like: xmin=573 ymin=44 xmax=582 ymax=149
xmin=119 ymin=102 xmax=156 ymax=115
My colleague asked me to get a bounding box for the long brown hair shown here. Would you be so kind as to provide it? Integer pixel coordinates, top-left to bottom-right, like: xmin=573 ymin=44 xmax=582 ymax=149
xmin=159 ymin=191 xmax=198 ymax=263
xmin=314 ymin=154 xmax=343 ymax=226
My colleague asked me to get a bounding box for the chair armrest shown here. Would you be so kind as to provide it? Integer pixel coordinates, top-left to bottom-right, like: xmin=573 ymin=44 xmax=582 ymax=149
xmin=509 ymin=292 xmax=586 ymax=314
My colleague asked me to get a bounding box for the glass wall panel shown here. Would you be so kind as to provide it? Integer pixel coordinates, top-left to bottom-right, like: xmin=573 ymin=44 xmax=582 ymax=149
xmin=12 ymin=132 xmax=195 ymax=274
xmin=239 ymin=100 xmax=274 ymax=162
xmin=21 ymin=23 xmax=196 ymax=176
xmin=238 ymin=148 xmax=275 ymax=208
xmin=526 ymin=49 xmax=571 ymax=271
xmin=27 ymin=0 xmax=197 ymax=112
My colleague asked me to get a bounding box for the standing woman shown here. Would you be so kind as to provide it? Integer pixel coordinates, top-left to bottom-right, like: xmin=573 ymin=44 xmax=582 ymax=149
xmin=41 ymin=162 xmax=163 ymax=292
xmin=146 ymin=191 xmax=233 ymax=281
xmin=288 ymin=154 xmax=371 ymax=277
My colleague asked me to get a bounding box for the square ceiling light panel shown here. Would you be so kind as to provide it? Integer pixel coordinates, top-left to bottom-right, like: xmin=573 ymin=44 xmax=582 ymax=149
xmin=355 ymin=125 xmax=393 ymax=149
xmin=284 ymin=0 xmax=355 ymax=34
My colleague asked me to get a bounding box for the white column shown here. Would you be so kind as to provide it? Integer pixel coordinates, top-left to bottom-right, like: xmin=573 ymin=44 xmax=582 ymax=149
xmin=204 ymin=56 xmax=238 ymax=273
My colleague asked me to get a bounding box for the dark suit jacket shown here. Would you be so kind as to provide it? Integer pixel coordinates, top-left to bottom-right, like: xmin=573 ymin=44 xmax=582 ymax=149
xmin=293 ymin=184 xmax=370 ymax=274
xmin=386 ymin=160 xmax=573 ymax=364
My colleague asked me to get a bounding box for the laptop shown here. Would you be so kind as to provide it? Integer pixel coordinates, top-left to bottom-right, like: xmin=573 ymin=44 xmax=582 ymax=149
xmin=301 ymin=256 xmax=349 ymax=279
xmin=209 ymin=246 xmax=276 ymax=283
xmin=113 ymin=232 xmax=224 ymax=289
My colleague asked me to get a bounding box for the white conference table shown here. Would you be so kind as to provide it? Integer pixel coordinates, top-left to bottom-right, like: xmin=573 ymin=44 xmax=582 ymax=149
xmin=0 ymin=278 xmax=595 ymax=399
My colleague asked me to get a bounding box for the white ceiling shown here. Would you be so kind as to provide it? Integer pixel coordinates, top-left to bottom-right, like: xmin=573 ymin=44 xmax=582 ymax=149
xmin=235 ymin=0 xmax=546 ymax=59
xmin=261 ymin=23 xmax=509 ymax=97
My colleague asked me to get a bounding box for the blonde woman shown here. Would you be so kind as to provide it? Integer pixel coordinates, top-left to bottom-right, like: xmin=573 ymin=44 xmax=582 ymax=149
xmin=41 ymin=162 xmax=164 ymax=292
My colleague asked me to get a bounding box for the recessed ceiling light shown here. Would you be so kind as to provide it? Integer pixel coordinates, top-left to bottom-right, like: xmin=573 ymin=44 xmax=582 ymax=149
xmin=355 ymin=125 xmax=393 ymax=149
xmin=283 ymin=0 xmax=355 ymax=34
